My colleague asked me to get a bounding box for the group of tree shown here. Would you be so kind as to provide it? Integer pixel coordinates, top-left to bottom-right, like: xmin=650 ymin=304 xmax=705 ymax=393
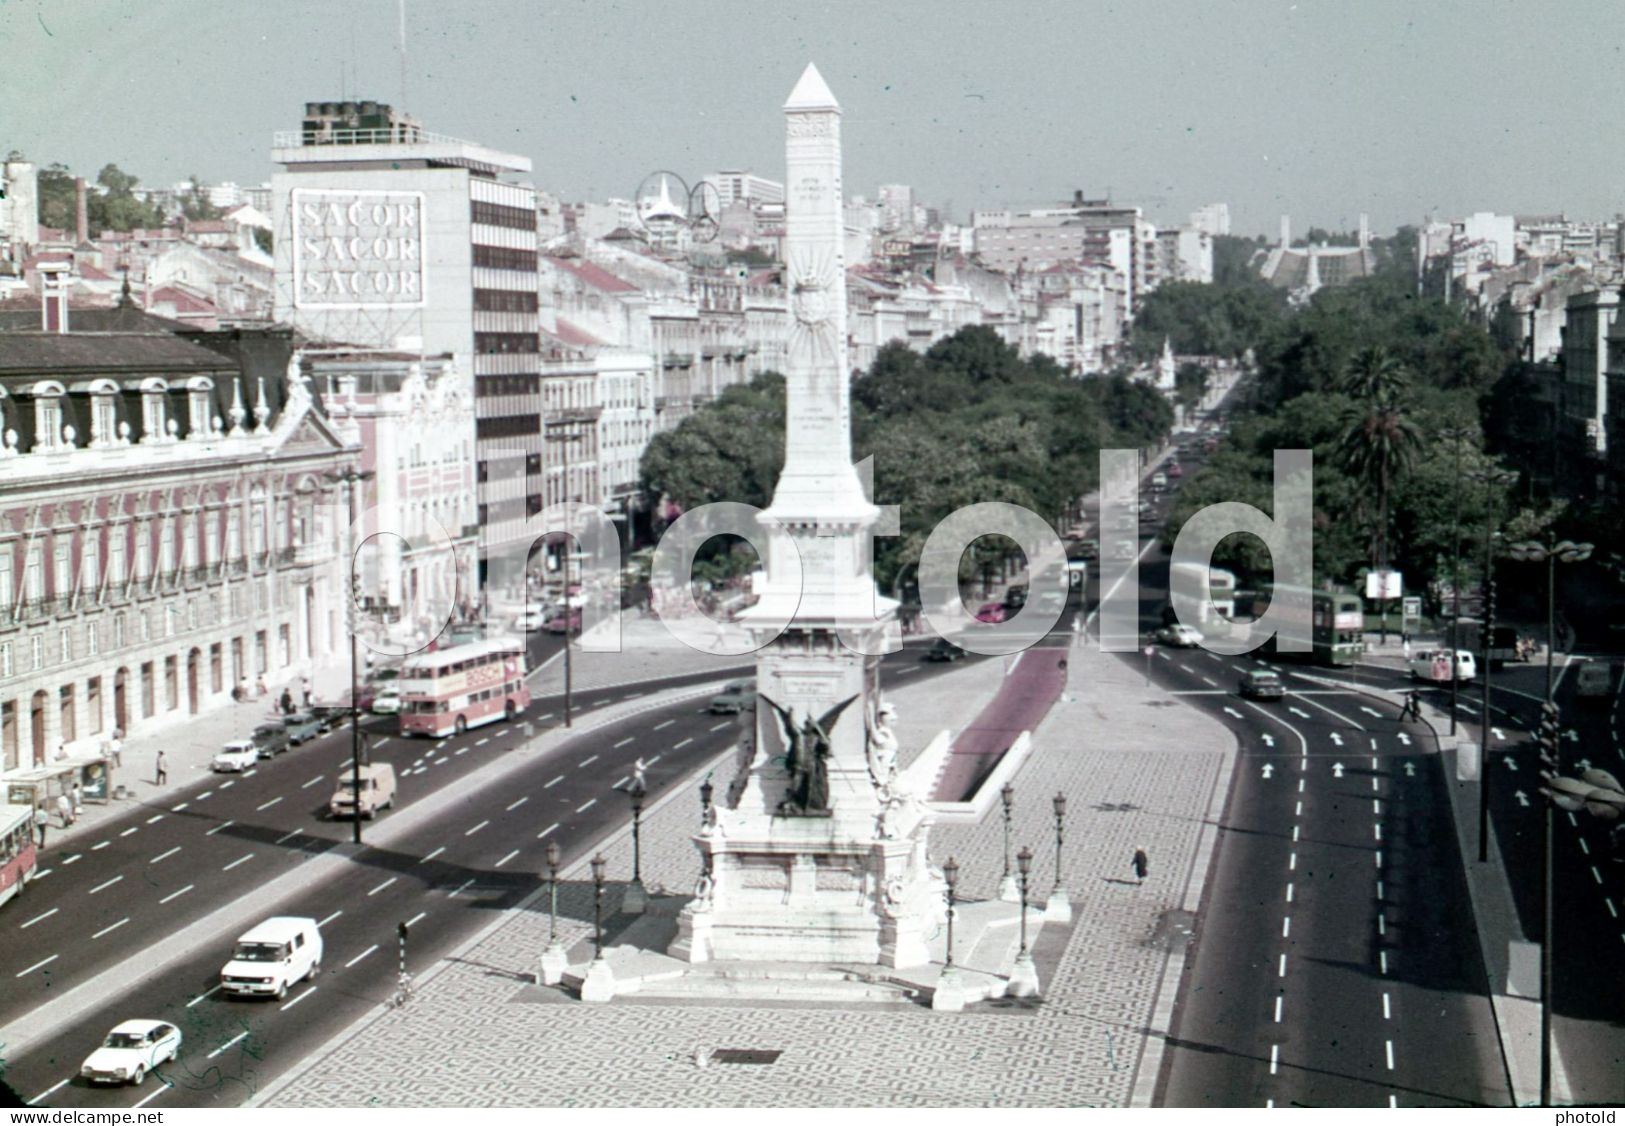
xmin=32 ymin=161 xmax=218 ymax=234
xmin=640 ymin=325 xmax=1171 ymax=590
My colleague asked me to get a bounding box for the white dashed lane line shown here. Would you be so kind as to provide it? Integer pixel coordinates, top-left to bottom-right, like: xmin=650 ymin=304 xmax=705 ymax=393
xmin=653 ymin=720 xmax=675 ymax=731
xmin=545 ymin=775 xmax=564 ymax=788
xmin=61 ymin=854 xmax=81 ymax=865
xmin=368 ymin=877 xmax=398 ymax=896
xmin=92 ymin=917 xmax=129 ymax=940
xmin=150 ymin=846 xmax=181 ymax=864
xmin=537 ymin=823 xmax=558 ymax=840
xmin=186 ymin=983 xmax=222 ymax=1008
xmin=318 ymin=909 xmax=343 ymax=927
xmin=495 ymin=849 xmax=519 ymax=868
xmin=15 ymin=955 xmax=57 ymax=977
xmin=345 ymin=945 xmax=378 ymax=969
xmin=257 ymin=797 xmax=283 ymax=812
xmin=464 ymin=821 xmax=489 ymax=837
xmin=674 ymin=737 xmax=693 ymax=750
xmin=222 ymin=854 xmax=254 ymax=872
xmin=475 ymin=737 xmax=489 ymax=747
xmin=613 ymin=737 xmax=635 ymax=748
xmin=159 ymin=884 xmax=194 ymax=905
xmin=279 ymin=986 xmax=316 ymax=1011
xmin=19 ymin=907 xmax=58 ymax=929
xmin=302 ymin=775 xmax=324 ymax=789
xmin=578 ymin=755 xmax=598 ymax=768
xmin=507 ymin=796 xmax=529 ymax=812
xmin=207 ymin=1031 xmax=248 ymax=1060
xmin=206 ymin=821 xmax=235 ymax=836
xmin=709 ymin=722 xmax=732 ymax=732
xmin=91 ymin=841 xmax=110 ymax=851
xmin=420 ymin=847 xmax=445 ymax=864
xmin=576 ymin=798 xmax=597 ymax=814
xmin=146 ymin=814 xmax=164 ymax=825
xmin=89 ymin=875 xmax=123 ymax=895
xmin=118 ymin=827 xmax=138 ymax=838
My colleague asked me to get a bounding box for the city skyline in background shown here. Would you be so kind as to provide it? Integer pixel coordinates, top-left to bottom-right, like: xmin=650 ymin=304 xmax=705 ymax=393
xmin=5 ymin=0 xmax=1624 ymax=236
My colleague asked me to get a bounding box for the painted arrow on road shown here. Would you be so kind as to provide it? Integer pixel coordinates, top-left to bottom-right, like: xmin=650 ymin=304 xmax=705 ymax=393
xmin=1289 ymin=706 xmax=1311 ymax=719
xmin=1504 ymin=756 xmax=1518 ymax=771
xmin=1565 ymin=730 xmax=1580 ymax=743
xmin=1330 ymin=732 xmax=1344 ymax=746
xmin=1492 ymin=728 xmax=1506 ymax=741
xmin=1361 ymin=706 xmax=1383 ymax=718
xmin=1223 ymin=706 xmax=1243 ymax=719
xmin=1332 ymin=762 xmax=1346 ymax=778
xmin=1261 ymin=733 xmax=1275 ymax=747
xmin=1577 ymin=758 xmax=1593 ymax=772
xmin=1397 ymin=733 xmax=1411 ymax=746
xmin=1262 ymin=763 xmax=1275 ymax=779
xmin=1515 ymin=790 xmax=1530 ymax=807
xmin=1403 ymin=763 xmax=1416 ymax=777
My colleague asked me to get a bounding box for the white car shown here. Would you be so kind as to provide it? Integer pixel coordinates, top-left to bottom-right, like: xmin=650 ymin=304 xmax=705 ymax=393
xmin=371 ymin=686 xmax=402 ymax=715
xmin=1157 ymin=624 xmax=1205 ymax=648
xmin=1409 ymin=649 xmax=1476 ymax=682
xmin=212 ymin=739 xmax=259 ymax=772
xmin=81 ymin=1020 xmax=181 ymax=1086
xmin=511 ymin=608 xmax=548 ymax=632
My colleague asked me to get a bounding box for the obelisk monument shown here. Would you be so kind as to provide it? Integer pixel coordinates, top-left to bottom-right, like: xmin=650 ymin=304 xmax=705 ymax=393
xmin=671 ymin=64 xmax=942 ymax=968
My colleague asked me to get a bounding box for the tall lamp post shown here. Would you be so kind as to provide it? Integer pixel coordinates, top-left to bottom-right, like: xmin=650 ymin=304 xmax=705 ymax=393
xmin=1046 ymin=792 xmax=1071 ymax=922
xmin=624 ymin=774 xmax=647 ymax=914
xmin=1508 ymin=535 xmax=1592 ymax=1108
xmin=998 ymin=782 xmax=1019 ymax=902
xmin=544 ymin=420 xmax=586 ymax=728
xmin=326 ymin=466 xmax=376 ymax=846
xmin=932 ymin=855 xmax=967 ymax=1012
xmin=1439 ymin=426 xmax=1475 ymax=736
xmin=581 ymin=851 xmax=616 ymax=1002
xmin=1466 ymin=466 xmax=1516 ymax=863
xmin=1009 ymin=845 xmax=1040 ymax=997
xmin=539 ymin=840 xmax=566 ymax=984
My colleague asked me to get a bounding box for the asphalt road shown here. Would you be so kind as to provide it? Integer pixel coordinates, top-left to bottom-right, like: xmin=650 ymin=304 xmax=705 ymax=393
xmin=0 ymin=640 xmax=970 ymax=1108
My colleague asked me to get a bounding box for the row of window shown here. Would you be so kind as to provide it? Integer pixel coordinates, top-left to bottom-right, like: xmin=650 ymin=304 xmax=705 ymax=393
xmin=473 ymin=288 xmax=540 ymax=314
xmin=470 ymin=200 xmax=539 ymax=233
xmin=474 ymin=374 xmax=542 ymax=398
xmin=25 ymin=385 xmax=216 ymax=454
xmin=475 ymin=332 xmax=540 ymax=355
xmin=0 ymin=509 xmax=284 ymax=606
xmin=0 ymin=584 xmax=287 ymax=678
xmin=472 ymin=245 xmax=538 ymax=272
xmin=475 ymin=414 xmax=541 ymax=439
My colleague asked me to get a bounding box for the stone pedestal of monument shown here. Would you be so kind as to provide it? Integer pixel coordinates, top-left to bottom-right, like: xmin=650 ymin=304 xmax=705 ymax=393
xmin=537 ymin=939 xmax=569 ymax=986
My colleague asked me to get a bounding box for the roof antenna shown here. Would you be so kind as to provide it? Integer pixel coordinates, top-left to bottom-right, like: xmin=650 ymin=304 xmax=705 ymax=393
xmin=398 ymin=0 xmax=408 ymax=108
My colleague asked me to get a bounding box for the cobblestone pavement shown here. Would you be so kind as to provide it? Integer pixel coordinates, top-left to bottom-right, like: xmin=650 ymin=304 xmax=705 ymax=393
xmin=264 ymin=638 xmax=1234 ymax=1108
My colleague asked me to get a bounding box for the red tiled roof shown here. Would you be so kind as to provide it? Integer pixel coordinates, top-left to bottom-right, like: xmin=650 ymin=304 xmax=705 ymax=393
xmin=548 ymin=256 xmax=638 ymax=293
xmin=149 ymin=286 xmax=218 ymax=314
xmin=78 ymin=263 xmax=114 ymax=281
xmin=550 ymin=317 xmax=606 ymax=347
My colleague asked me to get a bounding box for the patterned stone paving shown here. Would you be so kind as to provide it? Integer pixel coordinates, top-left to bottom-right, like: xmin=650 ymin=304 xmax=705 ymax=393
xmin=267 ymin=640 xmax=1232 ymax=1107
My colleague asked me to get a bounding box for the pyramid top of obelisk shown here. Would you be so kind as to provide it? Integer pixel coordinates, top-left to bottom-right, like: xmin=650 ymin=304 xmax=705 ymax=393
xmin=784 ymin=62 xmax=840 ymax=113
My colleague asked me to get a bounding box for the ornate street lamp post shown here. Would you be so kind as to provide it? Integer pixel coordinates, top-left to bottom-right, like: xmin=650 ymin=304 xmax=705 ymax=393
xmin=589 ymin=852 xmax=607 ymax=961
xmin=1046 ymin=792 xmax=1071 ymax=922
xmin=1009 ymin=845 xmax=1040 ymax=997
xmin=941 ymin=856 xmax=959 ymax=974
xmin=1466 ymin=466 xmax=1516 ymax=864
xmin=999 ymin=782 xmax=1019 ymax=902
xmin=624 ymin=775 xmax=648 ymax=914
xmin=1508 ymin=535 xmax=1592 ymax=1108
xmin=1439 ymin=426 xmax=1475 ymax=736
xmin=324 ymin=466 xmax=376 ymax=847
xmin=539 ymin=839 xmax=566 ymax=984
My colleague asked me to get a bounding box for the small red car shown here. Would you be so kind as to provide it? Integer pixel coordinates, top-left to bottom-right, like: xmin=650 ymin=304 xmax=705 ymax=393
xmin=974 ymin=602 xmax=1007 ymax=624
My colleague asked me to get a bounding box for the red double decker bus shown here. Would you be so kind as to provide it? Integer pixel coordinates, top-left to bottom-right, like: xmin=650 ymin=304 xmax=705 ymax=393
xmin=0 ymin=804 xmax=39 ymax=910
xmin=398 ymin=638 xmax=530 ymax=738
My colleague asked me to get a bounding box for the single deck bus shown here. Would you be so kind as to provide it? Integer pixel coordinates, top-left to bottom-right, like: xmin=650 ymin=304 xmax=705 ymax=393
xmin=0 ymin=804 xmax=39 ymax=910
xmin=399 ymin=638 xmax=530 ymax=738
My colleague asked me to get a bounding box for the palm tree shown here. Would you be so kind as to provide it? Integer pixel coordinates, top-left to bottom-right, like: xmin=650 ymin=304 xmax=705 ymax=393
xmin=1338 ymin=347 xmax=1422 ymax=572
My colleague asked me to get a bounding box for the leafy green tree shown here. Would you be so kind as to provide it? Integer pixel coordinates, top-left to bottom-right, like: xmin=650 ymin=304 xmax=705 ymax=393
xmin=35 ymin=163 xmax=76 ymax=229
xmin=1174 ymin=362 xmax=1208 ymax=412
xmin=179 ymin=176 xmax=222 ymax=222
xmin=1337 ymin=349 xmax=1423 ymax=570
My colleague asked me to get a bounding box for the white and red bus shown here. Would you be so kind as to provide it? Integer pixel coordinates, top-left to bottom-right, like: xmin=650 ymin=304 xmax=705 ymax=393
xmin=0 ymin=804 xmax=39 ymax=910
xmin=398 ymin=638 xmax=530 ymax=738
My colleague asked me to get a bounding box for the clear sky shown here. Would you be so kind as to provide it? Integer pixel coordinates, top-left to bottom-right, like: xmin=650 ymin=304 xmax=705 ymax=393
xmin=3 ymin=0 xmax=1621 ymax=237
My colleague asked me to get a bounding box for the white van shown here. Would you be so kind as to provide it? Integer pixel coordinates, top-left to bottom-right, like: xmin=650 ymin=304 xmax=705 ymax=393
xmin=329 ymin=763 xmax=397 ymax=819
xmin=1409 ymin=649 xmax=1476 ymax=683
xmin=1576 ymin=661 xmax=1613 ymax=699
xmin=220 ymin=917 xmax=323 ymax=999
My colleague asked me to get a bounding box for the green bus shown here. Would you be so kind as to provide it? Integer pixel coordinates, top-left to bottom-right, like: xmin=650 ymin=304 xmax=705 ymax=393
xmin=1244 ymin=585 xmax=1365 ymax=667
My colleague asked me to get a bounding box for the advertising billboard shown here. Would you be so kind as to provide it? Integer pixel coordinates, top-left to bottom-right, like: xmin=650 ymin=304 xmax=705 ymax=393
xmin=292 ymin=189 xmax=427 ymax=308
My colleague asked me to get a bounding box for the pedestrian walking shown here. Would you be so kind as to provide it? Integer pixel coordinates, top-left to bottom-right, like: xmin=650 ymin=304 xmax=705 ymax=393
xmin=108 ymin=731 xmax=123 ymax=769
xmin=301 ymin=676 xmax=313 ymax=707
xmin=34 ymin=803 xmax=48 ymax=848
xmin=55 ymin=792 xmax=74 ymax=828
xmin=256 ymin=674 xmax=268 ymax=697
xmin=1404 ymin=690 xmax=1422 ymax=723
xmin=155 ymin=750 xmax=169 ymax=786
xmin=71 ymin=781 xmax=83 ymax=817
xmin=279 ymin=687 xmax=294 ymax=715
xmin=1132 ymin=846 xmax=1149 ymax=885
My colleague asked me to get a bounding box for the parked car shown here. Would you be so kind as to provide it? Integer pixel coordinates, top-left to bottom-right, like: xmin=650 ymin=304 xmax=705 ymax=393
xmin=1240 ymin=669 xmax=1286 ymax=700
xmin=1167 ymin=462 xmax=1184 ymax=478
xmin=80 ymin=1020 xmax=181 ymax=1086
xmin=329 ymin=763 xmax=397 ymax=819
xmin=708 ymin=679 xmax=757 ymax=715
xmin=219 ymin=917 xmax=323 ymax=1000
xmin=1156 ymin=624 xmax=1205 ymax=648
xmin=1072 ymin=539 xmax=1100 ymax=561
xmin=974 ymin=602 xmax=1007 ymax=624
xmin=371 ymin=686 xmax=403 ymax=715
xmin=282 ymin=711 xmax=323 ymax=745
xmin=212 ymin=740 xmax=259 ymax=773
xmin=1150 ymin=472 xmax=1168 ymax=492
xmin=251 ymin=723 xmax=291 ymax=759
xmin=927 ymin=638 xmax=967 ymax=662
